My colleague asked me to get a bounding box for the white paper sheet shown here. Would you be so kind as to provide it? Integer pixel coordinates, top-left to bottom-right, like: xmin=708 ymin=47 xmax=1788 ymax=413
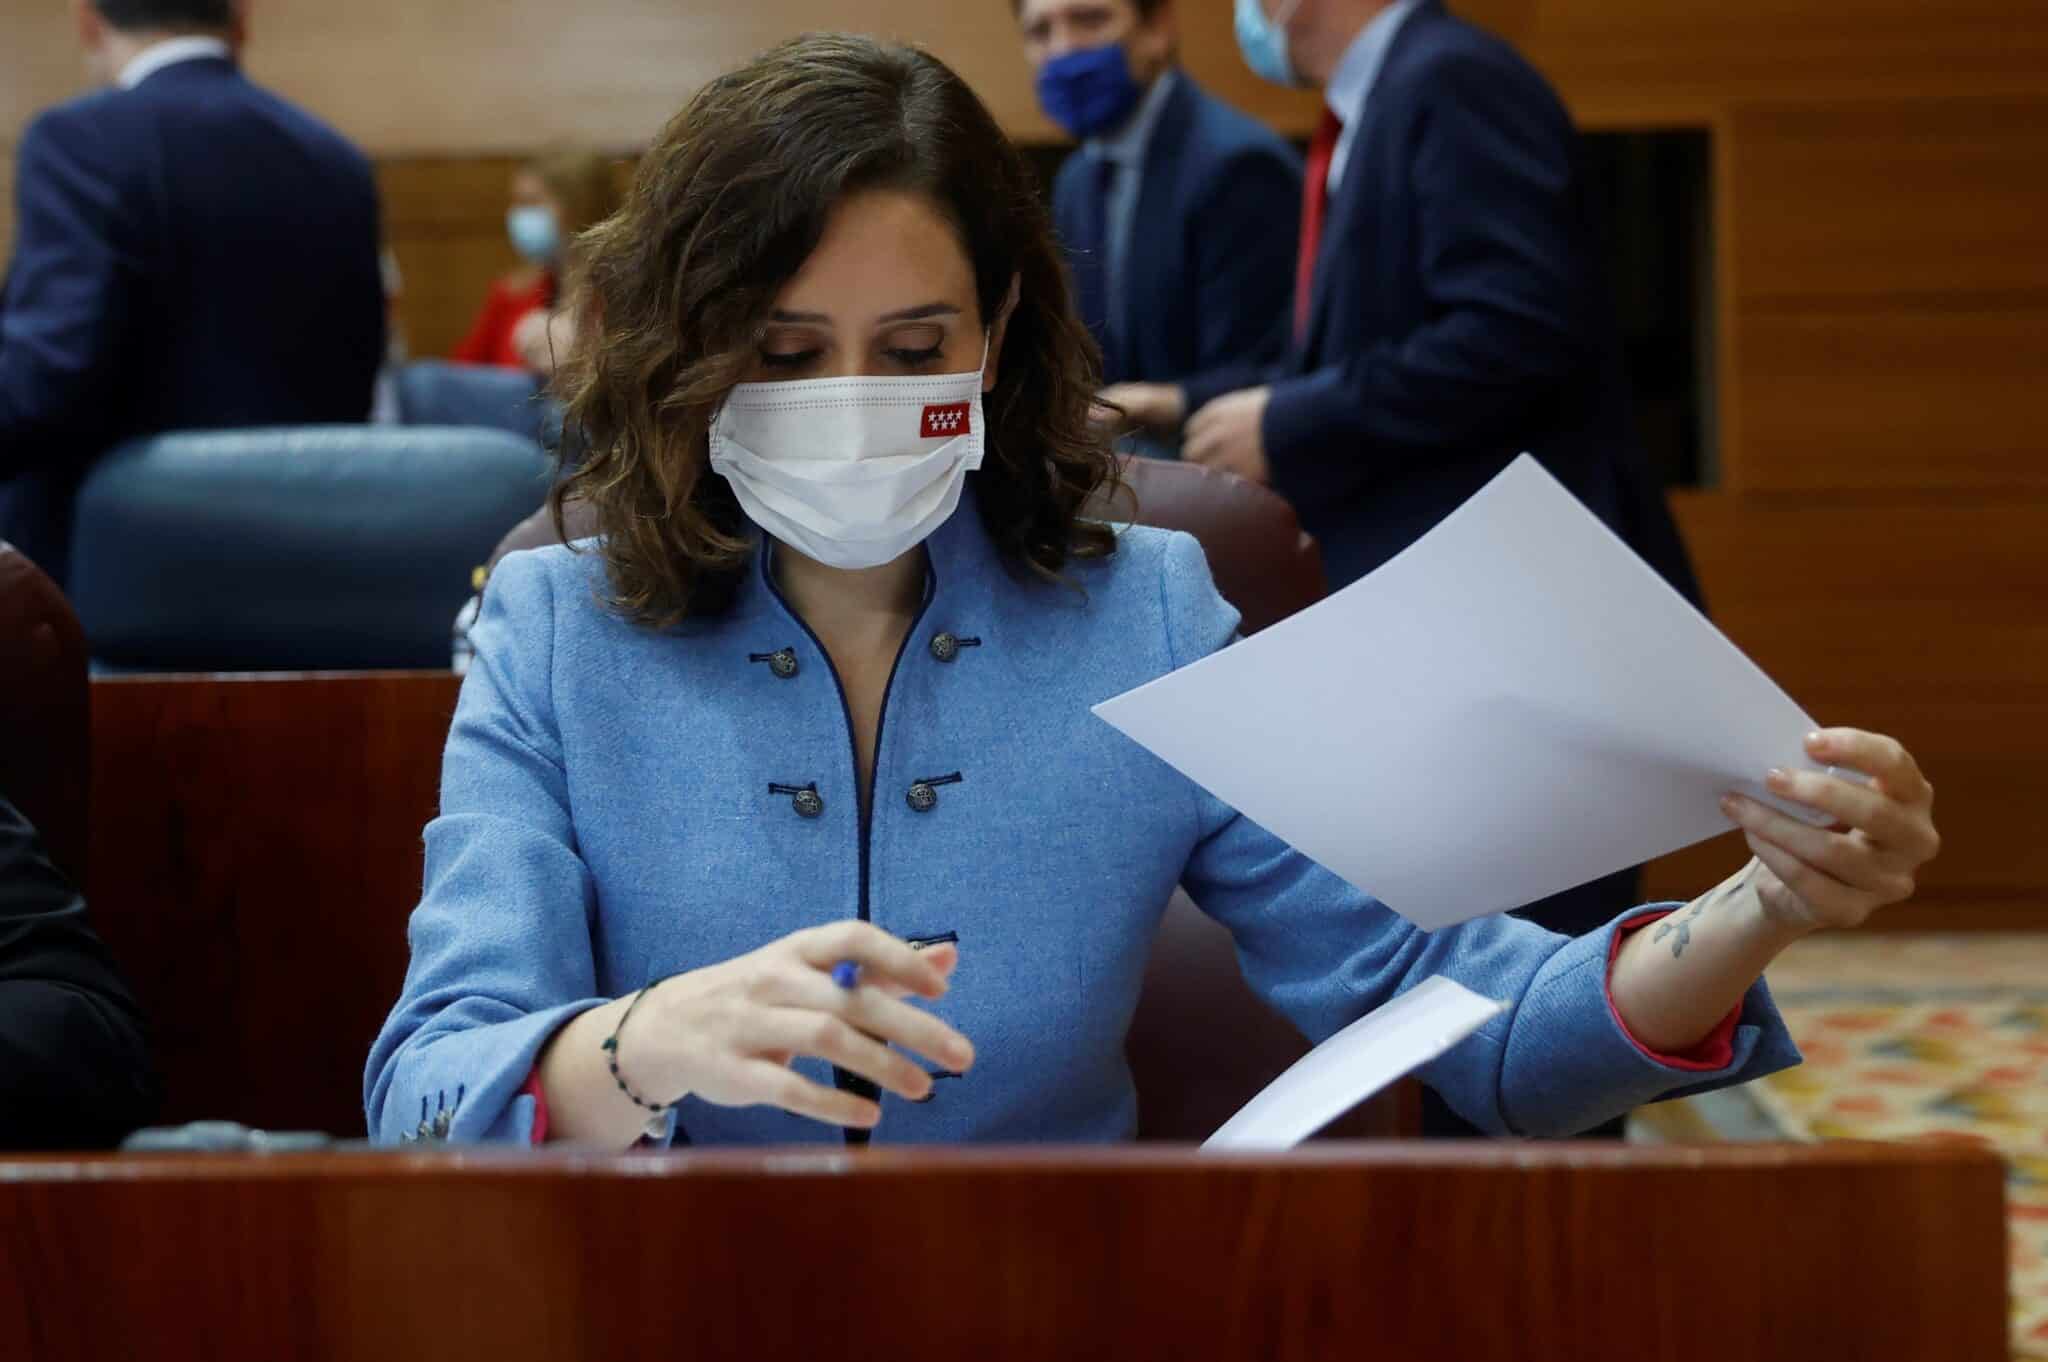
xmin=1096 ymin=453 xmax=1843 ymax=929
xmin=1204 ymin=976 xmax=1505 ymax=1150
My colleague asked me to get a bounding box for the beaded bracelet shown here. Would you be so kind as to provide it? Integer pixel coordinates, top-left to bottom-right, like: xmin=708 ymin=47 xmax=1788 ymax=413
xmin=601 ymin=976 xmax=684 ymax=1114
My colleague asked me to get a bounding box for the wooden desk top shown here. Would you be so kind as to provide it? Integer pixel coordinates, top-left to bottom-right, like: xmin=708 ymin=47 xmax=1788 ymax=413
xmin=0 ymin=1133 xmax=2009 ymax=1178
xmin=0 ymin=1141 xmax=2007 ymax=1362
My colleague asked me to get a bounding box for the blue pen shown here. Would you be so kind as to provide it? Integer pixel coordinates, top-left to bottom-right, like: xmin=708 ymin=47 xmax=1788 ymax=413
xmin=831 ymin=960 xmax=861 ymax=990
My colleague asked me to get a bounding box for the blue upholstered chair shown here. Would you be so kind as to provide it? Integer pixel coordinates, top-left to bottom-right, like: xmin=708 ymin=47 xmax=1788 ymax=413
xmin=69 ymin=426 xmax=549 ymax=672
xmin=392 ymin=360 xmax=563 ymax=449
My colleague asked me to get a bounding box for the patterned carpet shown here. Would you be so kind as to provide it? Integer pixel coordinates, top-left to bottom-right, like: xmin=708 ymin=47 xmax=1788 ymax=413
xmin=1632 ymin=933 xmax=2048 ymax=1361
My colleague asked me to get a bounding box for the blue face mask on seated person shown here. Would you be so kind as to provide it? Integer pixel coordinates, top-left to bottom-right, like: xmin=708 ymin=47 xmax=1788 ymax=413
xmin=506 ymin=205 xmax=560 ymax=265
xmin=1034 ymin=44 xmax=1143 ymax=140
xmin=1235 ymin=0 xmax=1306 ymax=87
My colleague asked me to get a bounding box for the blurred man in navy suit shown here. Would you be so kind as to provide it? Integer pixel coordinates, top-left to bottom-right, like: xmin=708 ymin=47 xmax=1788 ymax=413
xmin=0 ymin=0 xmax=384 ymax=583
xmin=1014 ymin=1 xmax=1301 ymax=456
xmin=1128 ymin=0 xmax=1699 ymax=607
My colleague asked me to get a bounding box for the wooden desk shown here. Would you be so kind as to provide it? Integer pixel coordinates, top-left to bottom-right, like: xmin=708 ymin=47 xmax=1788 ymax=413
xmin=0 ymin=1142 xmax=2007 ymax=1361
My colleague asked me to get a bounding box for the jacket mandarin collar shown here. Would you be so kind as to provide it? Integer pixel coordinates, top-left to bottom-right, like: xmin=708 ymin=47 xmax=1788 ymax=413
xmin=740 ymin=477 xmax=1000 ymax=626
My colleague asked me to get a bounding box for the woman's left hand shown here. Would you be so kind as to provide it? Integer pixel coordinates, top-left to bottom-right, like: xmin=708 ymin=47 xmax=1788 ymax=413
xmin=1721 ymin=727 xmax=1940 ymax=933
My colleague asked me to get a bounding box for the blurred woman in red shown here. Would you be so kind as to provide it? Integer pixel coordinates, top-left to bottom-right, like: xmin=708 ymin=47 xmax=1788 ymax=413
xmin=452 ymin=148 xmax=618 ymax=374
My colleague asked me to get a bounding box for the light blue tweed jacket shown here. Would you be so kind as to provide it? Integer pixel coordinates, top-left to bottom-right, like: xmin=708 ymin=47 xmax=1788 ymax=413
xmin=365 ymin=486 xmax=1799 ymax=1145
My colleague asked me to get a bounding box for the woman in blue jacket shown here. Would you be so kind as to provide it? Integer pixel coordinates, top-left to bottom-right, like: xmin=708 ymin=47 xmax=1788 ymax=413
xmin=365 ymin=35 xmax=1940 ymax=1149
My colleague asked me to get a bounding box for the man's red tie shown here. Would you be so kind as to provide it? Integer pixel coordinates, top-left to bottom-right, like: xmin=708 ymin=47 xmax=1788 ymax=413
xmin=1294 ymin=108 xmax=1344 ymax=345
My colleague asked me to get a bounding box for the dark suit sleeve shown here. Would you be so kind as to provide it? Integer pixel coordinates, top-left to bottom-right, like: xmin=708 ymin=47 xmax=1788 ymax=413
xmin=1179 ymin=357 xmax=1285 ymax=417
xmin=1258 ymin=54 xmax=1601 ymax=505
xmin=1174 ymin=144 xmax=1301 ymax=394
xmin=0 ymin=796 xmax=158 ymax=1149
xmin=0 ymin=108 xmax=141 ymax=471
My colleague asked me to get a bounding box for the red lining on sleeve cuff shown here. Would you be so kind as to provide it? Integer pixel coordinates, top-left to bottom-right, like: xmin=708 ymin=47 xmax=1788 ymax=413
xmin=520 ymin=1069 xmax=550 ymax=1145
xmin=1605 ymin=911 xmax=1741 ymax=1072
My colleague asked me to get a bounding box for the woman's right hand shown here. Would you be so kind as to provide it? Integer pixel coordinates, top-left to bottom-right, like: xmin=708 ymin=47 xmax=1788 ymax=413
xmin=615 ymin=921 xmax=973 ymax=1130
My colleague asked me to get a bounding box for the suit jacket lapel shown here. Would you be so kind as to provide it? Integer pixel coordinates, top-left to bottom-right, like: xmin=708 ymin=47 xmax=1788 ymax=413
xmin=1119 ymin=75 xmax=1196 ymax=381
xmin=1303 ymin=156 xmax=1362 ymax=362
xmin=1302 ymin=1 xmax=1442 ymax=361
xmin=1062 ymin=156 xmax=1113 ymax=366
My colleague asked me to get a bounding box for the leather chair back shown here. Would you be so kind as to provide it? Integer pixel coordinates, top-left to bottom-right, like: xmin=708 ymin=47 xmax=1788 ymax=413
xmin=1088 ymin=456 xmax=1324 ymax=634
xmin=0 ymin=542 xmax=89 ymax=886
xmin=70 ymin=427 xmax=550 ymax=672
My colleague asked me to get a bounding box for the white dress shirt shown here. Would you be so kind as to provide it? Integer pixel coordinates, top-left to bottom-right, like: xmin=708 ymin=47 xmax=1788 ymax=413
xmin=117 ymin=35 xmax=233 ymax=91
xmin=1323 ymin=0 xmax=1425 ymax=194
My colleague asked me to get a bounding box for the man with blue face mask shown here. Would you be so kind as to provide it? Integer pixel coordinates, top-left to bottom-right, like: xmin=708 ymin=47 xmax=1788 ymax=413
xmin=1014 ymin=0 xmax=1302 ymax=454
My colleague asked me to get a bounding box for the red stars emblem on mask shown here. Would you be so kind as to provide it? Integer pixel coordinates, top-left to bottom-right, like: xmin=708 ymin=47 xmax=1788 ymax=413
xmin=920 ymin=402 xmax=972 ymax=439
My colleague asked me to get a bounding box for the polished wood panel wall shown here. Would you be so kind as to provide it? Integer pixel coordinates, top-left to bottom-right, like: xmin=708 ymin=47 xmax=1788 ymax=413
xmin=0 ymin=0 xmax=78 ymax=257
xmin=0 ymin=1144 xmax=2012 ymax=1362
xmin=1463 ymin=0 xmax=2048 ymax=123
xmin=1724 ymin=98 xmax=2048 ymax=493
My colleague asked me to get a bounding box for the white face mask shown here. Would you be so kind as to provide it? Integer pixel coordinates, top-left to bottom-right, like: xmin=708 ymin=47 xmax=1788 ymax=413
xmin=707 ymin=336 xmax=990 ymax=570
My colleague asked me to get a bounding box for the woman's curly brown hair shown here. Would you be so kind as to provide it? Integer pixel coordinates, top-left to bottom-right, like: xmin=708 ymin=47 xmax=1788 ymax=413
xmin=552 ymin=33 xmax=1123 ymax=627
